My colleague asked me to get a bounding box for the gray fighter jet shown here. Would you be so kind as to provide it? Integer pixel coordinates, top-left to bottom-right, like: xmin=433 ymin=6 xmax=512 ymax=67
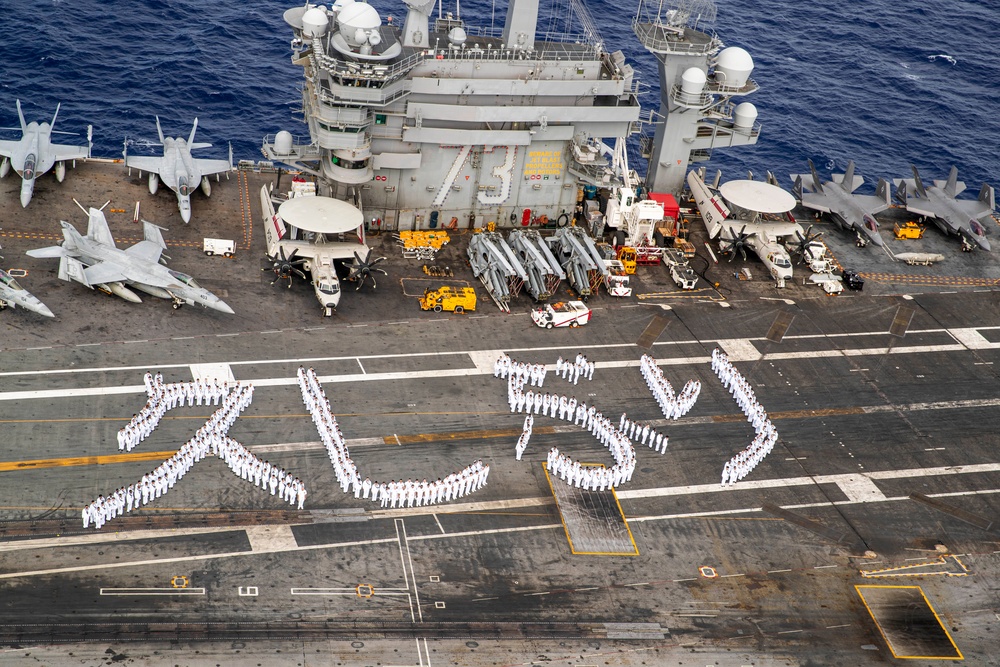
xmin=124 ymin=117 xmax=232 ymax=223
xmin=791 ymin=160 xmax=891 ymax=248
xmin=26 ymin=201 xmax=234 ymax=314
xmin=0 ymin=100 xmax=91 ymax=208
xmin=0 ymin=263 xmax=54 ymax=318
xmin=894 ymin=165 xmax=995 ymax=251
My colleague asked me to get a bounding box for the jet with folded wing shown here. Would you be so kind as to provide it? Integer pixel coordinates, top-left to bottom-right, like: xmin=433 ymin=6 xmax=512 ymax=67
xmin=26 ymin=201 xmax=234 ymax=314
xmin=893 ymin=165 xmax=995 ymax=251
xmin=790 ymin=160 xmax=891 ymax=249
xmin=0 ymin=100 xmax=91 ymax=208
xmin=124 ymin=117 xmax=232 ymax=223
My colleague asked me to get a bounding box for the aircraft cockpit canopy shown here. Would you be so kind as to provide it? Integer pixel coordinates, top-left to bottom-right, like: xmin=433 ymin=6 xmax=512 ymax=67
xmin=317 ymin=281 xmax=340 ymax=295
xmin=0 ymin=269 xmax=22 ymax=291
xmin=168 ymin=269 xmax=200 ymax=288
xmin=970 ymin=219 xmax=986 ymax=237
xmin=22 ymin=154 xmax=35 ymax=180
xmin=178 ymin=176 xmax=190 ymax=196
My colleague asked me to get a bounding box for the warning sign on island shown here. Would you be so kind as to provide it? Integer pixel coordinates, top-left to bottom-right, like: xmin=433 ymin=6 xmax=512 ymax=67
xmin=523 ymin=150 xmax=563 ymax=178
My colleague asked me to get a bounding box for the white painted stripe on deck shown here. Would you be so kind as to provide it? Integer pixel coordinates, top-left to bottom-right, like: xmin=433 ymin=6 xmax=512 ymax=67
xmin=949 ymin=327 xmax=994 ymax=350
xmin=717 ymin=339 xmax=762 ymax=362
xmin=189 ymin=363 xmax=236 ymax=382
xmin=245 ymin=525 xmax=298 ymax=553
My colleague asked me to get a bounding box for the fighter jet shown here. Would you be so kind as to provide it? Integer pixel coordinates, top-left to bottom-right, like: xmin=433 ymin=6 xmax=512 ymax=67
xmin=0 ymin=100 xmax=91 ymax=208
xmin=0 ymin=259 xmax=54 ymax=318
xmin=894 ymin=165 xmax=995 ymax=251
xmin=26 ymin=201 xmax=234 ymax=314
xmin=790 ymin=160 xmax=891 ymax=249
xmin=124 ymin=117 xmax=232 ymax=223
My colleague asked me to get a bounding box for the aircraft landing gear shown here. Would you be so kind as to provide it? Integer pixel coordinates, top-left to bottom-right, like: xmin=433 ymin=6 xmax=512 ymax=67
xmin=171 ymin=297 xmax=184 ymax=310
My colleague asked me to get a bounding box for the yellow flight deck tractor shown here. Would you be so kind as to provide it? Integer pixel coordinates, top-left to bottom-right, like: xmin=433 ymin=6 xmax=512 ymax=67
xmin=420 ymin=286 xmax=476 ymax=313
xmin=893 ymin=221 xmax=925 ymax=240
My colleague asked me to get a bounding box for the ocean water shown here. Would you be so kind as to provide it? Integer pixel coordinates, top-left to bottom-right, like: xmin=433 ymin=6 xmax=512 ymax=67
xmin=1 ymin=0 xmax=996 ymax=193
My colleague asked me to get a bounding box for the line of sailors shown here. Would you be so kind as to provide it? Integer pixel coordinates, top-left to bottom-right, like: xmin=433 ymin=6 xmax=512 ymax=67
xmin=639 ymin=354 xmax=701 ymax=421
xmin=711 ymin=349 xmax=779 ymax=486
xmin=554 ymin=354 xmax=594 ymax=385
xmin=118 ymin=373 xmax=232 ymax=452
xmin=502 ymin=353 xmax=636 ymax=489
xmin=494 ymin=353 xmax=547 ymax=388
xmin=297 ymin=366 xmax=490 ymax=507
xmin=618 ymin=414 xmax=668 ymax=454
xmin=85 ymin=380 xmax=307 ymax=529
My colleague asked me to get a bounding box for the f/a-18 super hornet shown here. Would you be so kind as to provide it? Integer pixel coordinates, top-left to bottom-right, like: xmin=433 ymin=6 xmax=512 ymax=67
xmin=26 ymin=201 xmax=234 ymax=314
xmin=0 ymin=240 xmax=54 ymax=317
xmin=894 ymin=165 xmax=996 ymax=251
xmin=791 ymin=160 xmax=891 ymax=249
xmin=124 ymin=117 xmax=232 ymax=223
xmin=0 ymin=100 xmax=91 ymax=208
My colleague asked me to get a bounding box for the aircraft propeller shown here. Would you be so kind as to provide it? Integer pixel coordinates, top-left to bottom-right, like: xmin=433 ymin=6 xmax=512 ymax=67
xmin=789 ymin=226 xmax=823 ymax=264
xmin=346 ymin=251 xmax=388 ymax=291
xmin=264 ymin=246 xmax=308 ymax=288
xmin=719 ymin=225 xmax=752 ymax=261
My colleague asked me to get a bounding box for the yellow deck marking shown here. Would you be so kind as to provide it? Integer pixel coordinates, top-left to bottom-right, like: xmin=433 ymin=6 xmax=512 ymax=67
xmin=0 ymin=451 xmax=179 ymax=472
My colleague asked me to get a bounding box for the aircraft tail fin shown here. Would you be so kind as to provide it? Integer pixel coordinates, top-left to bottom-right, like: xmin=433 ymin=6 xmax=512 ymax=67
xmin=51 ymin=103 xmax=60 ymax=130
xmin=838 ymin=160 xmax=864 ymax=192
xmin=792 ymin=175 xmax=803 ymax=202
xmin=895 ymin=178 xmax=908 ymax=205
xmin=979 ymin=183 xmax=996 ymax=212
xmin=188 ymin=118 xmax=199 ymax=146
xmin=911 ymin=165 xmax=928 ymax=197
xmin=808 ymin=159 xmax=824 ymax=193
xmin=155 ymin=116 xmax=165 ymax=144
xmin=876 ymin=178 xmax=891 ymax=208
xmin=944 ymin=165 xmax=959 ymax=197
xmin=142 ymin=220 xmax=168 ymax=250
xmin=85 ymin=208 xmax=117 ymax=248
xmin=15 ymin=99 xmax=26 ymax=133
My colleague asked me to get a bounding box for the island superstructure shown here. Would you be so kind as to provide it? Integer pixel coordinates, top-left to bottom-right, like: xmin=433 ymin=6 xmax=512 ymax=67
xmin=263 ymin=0 xmax=762 ymax=230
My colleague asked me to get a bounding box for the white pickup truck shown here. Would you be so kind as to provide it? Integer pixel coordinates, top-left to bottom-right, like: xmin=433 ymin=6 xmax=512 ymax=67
xmin=531 ymin=301 xmax=592 ymax=328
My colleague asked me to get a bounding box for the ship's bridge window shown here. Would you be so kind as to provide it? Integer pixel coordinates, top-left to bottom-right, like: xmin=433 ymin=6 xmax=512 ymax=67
xmin=375 ymin=114 xmax=387 ymax=125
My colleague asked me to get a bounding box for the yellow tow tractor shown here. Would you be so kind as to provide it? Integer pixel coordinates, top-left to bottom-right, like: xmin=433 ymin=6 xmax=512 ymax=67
xmin=420 ymin=286 xmax=476 ymax=314
xmin=616 ymin=246 xmax=637 ymax=274
xmin=893 ymin=221 xmax=925 ymax=240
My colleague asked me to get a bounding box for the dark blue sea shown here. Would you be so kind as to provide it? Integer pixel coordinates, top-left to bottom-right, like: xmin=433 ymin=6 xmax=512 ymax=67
xmin=2 ymin=0 xmax=997 ymax=193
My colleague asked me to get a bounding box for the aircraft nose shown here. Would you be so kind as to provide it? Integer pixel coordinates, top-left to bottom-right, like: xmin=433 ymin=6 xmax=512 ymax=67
xmin=979 ymin=236 xmax=991 ymax=251
xmin=180 ymin=208 xmax=191 ymax=223
xmin=38 ymin=303 xmax=55 ymax=318
xmin=20 ymin=190 xmax=31 ymax=208
xmin=214 ymin=300 xmax=235 ymax=315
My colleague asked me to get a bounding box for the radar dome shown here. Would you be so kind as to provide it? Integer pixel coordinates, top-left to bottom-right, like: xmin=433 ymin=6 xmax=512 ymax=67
xmin=715 ymin=47 xmax=754 ymax=88
xmin=448 ymin=26 xmax=467 ymax=46
xmin=733 ymin=102 xmax=758 ymax=130
xmin=274 ymin=130 xmax=294 ymax=155
xmin=680 ymin=67 xmax=707 ymax=94
xmin=302 ymin=6 xmax=329 ymax=38
xmin=339 ymin=2 xmax=381 ymax=47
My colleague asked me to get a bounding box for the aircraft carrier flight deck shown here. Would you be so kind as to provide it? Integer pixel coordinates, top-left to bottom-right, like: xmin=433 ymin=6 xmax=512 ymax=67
xmin=1 ymin=162 xmax=999 ymax=666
